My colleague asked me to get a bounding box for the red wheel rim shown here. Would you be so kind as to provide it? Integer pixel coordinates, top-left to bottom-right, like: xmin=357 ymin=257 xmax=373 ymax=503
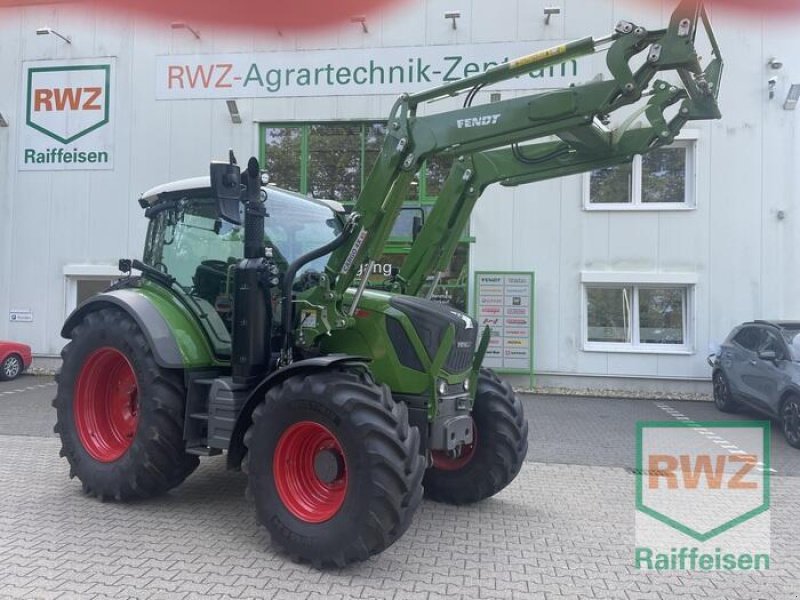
xmin=73 ymin=347 xmax=139 ymax=463
xmin=431 ymin=419 xmax=476 ymax=471
xmin=273 ymin=421 xmax=348 ymax=523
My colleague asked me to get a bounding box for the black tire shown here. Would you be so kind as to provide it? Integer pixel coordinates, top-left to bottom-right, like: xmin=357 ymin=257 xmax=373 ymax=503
xmin=713 ymin=370 xmax=738 ymax=413
xmin=243 ymin=369 xmax=425 ymax=567
xmin=53 ymin=307 xmax=199 ymax=501
xmin=781 ymin=396 xmax=800 ymax=449
xmin=0 ymin=354 xmax=23 ymax=381
xmin=423 ymin=368 xmax=528 ymax=505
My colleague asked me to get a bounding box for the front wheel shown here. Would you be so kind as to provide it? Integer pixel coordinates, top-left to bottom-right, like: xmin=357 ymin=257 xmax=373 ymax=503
xmin=244 ymin=369 xmax=425 ymax=567
xmin=781 ymin=396 xmax=800 ymax=449
xmin=713 ymin=370 xmax=738 ymax=413
xmin=423 ymin=368 xmax=528 ymax=505
xmin=0 ymin=354 xmax=23 ymax=381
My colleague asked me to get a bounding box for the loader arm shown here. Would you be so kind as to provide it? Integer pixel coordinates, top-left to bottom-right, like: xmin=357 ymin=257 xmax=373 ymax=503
xmin=295 ymin=0 xmax=722 ymax=350
xmin=396 ymin=69 xmax=716 ymax=297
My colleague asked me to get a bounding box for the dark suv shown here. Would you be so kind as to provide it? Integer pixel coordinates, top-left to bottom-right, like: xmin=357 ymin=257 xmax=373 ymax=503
xmin=709 ymin=321 xmax=800 ymax=448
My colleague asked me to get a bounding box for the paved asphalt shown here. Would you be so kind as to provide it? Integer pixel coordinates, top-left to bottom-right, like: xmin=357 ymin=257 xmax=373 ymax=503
xmin=4 ymin=376 xmax=799 ymax=475
xmin=0 ymin=375 xmax=798 ymax=599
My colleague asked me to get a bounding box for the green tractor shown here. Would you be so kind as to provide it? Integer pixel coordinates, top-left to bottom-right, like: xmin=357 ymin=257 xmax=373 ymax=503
xmin=54 ymin=1 xmax=722 ymax=567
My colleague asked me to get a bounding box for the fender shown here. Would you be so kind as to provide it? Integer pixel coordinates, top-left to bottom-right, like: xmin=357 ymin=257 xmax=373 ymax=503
xmin=226 ymin=354 xmax=369 ymax=470
xmin=61 ymin=288 xmax=214 ymax=369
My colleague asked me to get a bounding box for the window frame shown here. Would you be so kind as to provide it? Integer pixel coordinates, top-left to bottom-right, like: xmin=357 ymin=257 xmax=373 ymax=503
xmin=581 ymin=273 xmax=696 ymax=354
xmin=582 ymin=131 xmax=698 ymax=212
xmin=62 ymin=264 xmax=121 ymax=319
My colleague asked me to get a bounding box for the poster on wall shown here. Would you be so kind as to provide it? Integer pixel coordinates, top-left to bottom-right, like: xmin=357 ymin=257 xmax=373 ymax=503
xmin=19 ymin=58 xmax=115 ymax=171
xmin=474 ymin=272 xmax=534 ymax=377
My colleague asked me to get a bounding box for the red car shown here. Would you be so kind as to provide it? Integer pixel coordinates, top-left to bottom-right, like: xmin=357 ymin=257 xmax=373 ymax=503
xmin=0 ymin=341 xmax=32 ymax=381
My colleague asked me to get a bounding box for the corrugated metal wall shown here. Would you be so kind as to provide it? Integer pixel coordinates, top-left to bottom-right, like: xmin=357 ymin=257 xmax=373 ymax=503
xmin=0 ymin=0 xmax=798 ymax=384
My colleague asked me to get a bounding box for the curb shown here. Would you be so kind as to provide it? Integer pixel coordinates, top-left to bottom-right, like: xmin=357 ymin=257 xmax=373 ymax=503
xmin=515 ymin=387 xmax=713 ymax=403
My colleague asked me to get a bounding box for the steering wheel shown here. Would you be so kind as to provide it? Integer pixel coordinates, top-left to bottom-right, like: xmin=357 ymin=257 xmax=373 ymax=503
xmin=199 ymin=260 xmax=229 ymax=272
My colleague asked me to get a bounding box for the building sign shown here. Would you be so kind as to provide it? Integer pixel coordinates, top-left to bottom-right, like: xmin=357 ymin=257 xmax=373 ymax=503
xmin=474 ymin=272 xmax=534 ymax=374
xmin=156 ymin=42 xmax=581 ymax=100
xmin=9 ymin=309 xmax=33 ymax=323
xmin=19 ymin=58 xmax=115 ymax=171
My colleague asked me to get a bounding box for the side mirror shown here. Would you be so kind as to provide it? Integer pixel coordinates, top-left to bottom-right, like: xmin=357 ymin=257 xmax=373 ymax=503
xmin=210 ymin=161 xmax=242 ymax=225
xmin=758 ymin=350 xmax=778 ymax=362
xmin=412 ymin=215 xmax=423 ymax=242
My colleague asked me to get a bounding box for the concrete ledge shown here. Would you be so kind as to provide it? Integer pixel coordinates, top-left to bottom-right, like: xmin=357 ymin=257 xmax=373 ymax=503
xmin=29 ymin=357 xmax=61 ymax=375
xmin=506 ymin=372 xmax=713 ymax=402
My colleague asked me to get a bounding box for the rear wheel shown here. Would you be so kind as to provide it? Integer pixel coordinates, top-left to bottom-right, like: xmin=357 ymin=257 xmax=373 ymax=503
xmin=244 ymin=369 xmax=425 ymax=567
xmin=423 ymin=368 xmax=528 ymax=505
xmin=781 ymin=396 xmax=800 ymax=449
xmin=54 ymin=308 xmax=199 ymax=501
xmin=713 ymin=370 xmax=738 ymax=413
xmin=0 ymin=354 xmax=23 ymax=381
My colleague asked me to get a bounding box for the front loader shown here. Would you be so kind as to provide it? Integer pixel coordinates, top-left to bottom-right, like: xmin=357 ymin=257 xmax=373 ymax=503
xmin=54 ymin=1 xmax=722 ymax=567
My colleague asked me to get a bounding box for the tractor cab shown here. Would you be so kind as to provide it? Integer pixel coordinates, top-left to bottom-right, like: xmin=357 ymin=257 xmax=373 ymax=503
xmin=138 ymin=177 xmax=345 ymax=342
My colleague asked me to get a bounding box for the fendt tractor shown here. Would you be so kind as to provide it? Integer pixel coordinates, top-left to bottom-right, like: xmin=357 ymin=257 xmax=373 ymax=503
xmin=54 ymin=1 xmax=722 ymax=567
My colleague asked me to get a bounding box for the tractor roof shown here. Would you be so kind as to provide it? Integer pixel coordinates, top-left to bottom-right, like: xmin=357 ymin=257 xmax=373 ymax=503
xmin=139 ymin=176 xmax=346 ymax=213
xmin=139 ymin=177 xmax=212 ymax=206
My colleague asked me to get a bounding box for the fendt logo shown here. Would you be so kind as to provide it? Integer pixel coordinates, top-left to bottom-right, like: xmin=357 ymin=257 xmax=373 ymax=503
xmin=635 ymin=421 xmax=770 ymax=571
xmin=456 ymin=114 xmax=501 ymax=128
xmin=26 ymin=65 xmax=110 ymax=144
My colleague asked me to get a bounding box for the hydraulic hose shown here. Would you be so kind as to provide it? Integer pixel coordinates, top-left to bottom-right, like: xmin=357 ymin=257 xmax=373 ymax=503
xmin=281 ymin=217 xmax=357 ymax=357
xmin=512 ymin=143 xmax=572 ymax=165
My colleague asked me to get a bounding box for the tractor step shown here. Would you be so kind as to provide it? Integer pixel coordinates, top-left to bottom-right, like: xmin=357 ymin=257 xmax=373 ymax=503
xmin=184 ymin=372 xmax=251 ymax=451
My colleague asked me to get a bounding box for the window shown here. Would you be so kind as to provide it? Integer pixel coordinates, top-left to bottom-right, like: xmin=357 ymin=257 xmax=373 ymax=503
xmin=260 ymin=122 xmax=471 ymax=312
xmin=760 ymin=329 xmax=788 ymax=359
xmin=263 ymin=122 xmax=422 ymax=203
xmin=144 ymin=193 xmax=342 ymax=291
xmin=63 ymin=264 xmax=122 ymax=318
xmin=584 ymin=139 xmax=696 ymax=210
xmin=76 ymin=279 xmax=113 ymax=305
xmin=733 ymin=326 xmax=762 ymax=352
xmin=583 ymin=282 xmax=693 ymax=353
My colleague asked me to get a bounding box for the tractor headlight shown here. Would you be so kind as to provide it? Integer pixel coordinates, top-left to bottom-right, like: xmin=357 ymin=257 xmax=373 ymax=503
xmin=463 ymin=379 xmax=470 ymax=392
xmin=437 ymin=380 xmax=448 ymax=396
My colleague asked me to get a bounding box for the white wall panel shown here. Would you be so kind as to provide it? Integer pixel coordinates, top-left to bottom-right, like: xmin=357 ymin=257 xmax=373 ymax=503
xmin=0 ymin=1 xmax=797 ymax=388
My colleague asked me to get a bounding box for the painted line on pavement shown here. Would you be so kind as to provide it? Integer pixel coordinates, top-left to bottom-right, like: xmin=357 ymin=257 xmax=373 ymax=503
xmin=654 ymin=402 xmax=777 ymax=474
xmin=0 ymin=382 xmax=56 ymax=396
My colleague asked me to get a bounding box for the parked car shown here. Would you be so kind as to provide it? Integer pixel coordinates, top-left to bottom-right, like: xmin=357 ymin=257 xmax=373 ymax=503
xmin=0 ymin=341 xmax=32 ymax=381
xmin=708 ymin=320 xmax=800 ymax=448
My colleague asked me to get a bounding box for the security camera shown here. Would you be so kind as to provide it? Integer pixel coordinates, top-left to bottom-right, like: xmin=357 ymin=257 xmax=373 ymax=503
xmin=768 ymin=77 xmax=778 ymax=100
xmin=768 ymin=57 xmax=784 ymax=70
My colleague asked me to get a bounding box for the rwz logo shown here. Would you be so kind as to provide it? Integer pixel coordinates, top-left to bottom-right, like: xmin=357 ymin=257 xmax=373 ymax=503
xmin=457 ymin=114 xmax=501 ymax=128
xmin=26 ymin=64 xmax=111 ymax=144
xmin=33 ymin=87 xmax=103 ymax=112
